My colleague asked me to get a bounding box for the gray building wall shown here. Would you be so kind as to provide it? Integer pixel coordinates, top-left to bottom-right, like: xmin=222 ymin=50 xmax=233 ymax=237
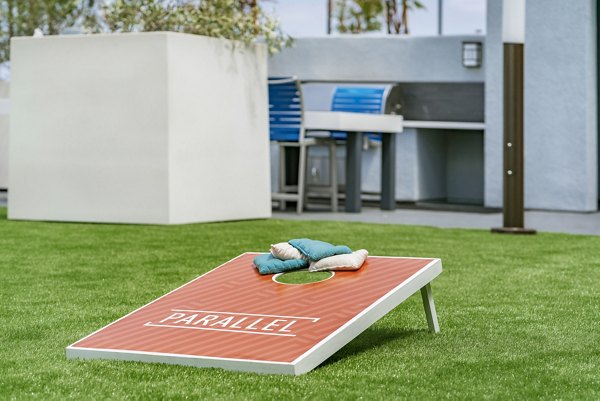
xmin=483 ymin=0 xmax=503 ymax=208
xmin=271 ymin=14 xmax=599 ymax=212
xmin=486 ymin=0 xmax=598 ymax=212
xmin=524 ymin=0 xmax=597 ymax=211
xmin=269 ymin=36 xmax=486 ymax=204
xmin=269 ymin=36 xmax=484 ymax=83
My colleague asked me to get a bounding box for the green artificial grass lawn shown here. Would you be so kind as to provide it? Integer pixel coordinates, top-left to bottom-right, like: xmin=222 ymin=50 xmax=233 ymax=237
xmin=1 ymin=207 xmax=600 ymax=400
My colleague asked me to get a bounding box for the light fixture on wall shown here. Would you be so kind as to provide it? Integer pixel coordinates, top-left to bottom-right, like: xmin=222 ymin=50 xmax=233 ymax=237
xmin=462 ymin=41 xmax=482 ymax=68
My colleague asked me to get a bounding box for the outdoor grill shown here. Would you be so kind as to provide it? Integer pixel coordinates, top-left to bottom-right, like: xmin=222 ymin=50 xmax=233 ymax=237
xmin=330 ymin=85 xmax=404 ymax=140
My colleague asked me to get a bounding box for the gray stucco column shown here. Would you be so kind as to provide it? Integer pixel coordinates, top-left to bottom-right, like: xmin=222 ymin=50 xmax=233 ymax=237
xmin=484 ymin=0 xmax=504 ymax=209
xmin=486 ymin=0 xmax=598 ymax=212
xmin=524 ymin=0 xmax=597 ymax=211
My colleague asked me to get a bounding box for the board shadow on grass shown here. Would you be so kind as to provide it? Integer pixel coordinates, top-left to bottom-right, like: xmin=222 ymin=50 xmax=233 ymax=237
xmin=318 ymin=326 xmax=423 ymax=369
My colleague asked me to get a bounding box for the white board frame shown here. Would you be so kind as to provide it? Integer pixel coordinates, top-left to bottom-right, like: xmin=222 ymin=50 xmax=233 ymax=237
xmin=66 ymin=254 xmax=442 ymax=375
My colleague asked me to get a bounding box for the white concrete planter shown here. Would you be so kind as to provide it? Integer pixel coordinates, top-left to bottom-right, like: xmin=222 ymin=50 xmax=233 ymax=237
xmin=9 ymin=32 xmax=271 ymax=224
xmin=0 ymin=81 xmax=8 ymax=189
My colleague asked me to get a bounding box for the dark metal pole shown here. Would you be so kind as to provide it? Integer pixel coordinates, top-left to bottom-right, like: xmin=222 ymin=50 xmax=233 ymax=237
xmin=492 ymin=43 xmax=536 ymax=234
xmin=327 ymin=0 xmax=332 ymax=35
xmin=503 ymin=43 xmax=524 ymax=228
xmin=438 ymin=0 xmax=443 ymax=35
xmin=381 ymin=132 xmax=396 ymax=210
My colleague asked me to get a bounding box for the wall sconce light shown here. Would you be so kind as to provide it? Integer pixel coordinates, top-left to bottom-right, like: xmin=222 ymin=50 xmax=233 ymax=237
xmin=462 ymin=41 xmax=482 ymax=68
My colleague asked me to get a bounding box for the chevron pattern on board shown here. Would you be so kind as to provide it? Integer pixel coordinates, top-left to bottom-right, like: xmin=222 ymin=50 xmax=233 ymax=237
xmin=71 ymin=253 xmax=435 ymax=363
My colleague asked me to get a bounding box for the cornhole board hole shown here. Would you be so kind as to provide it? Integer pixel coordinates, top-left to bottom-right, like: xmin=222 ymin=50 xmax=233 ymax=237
xmin=67 ymin=253 xmax=442 ymax=375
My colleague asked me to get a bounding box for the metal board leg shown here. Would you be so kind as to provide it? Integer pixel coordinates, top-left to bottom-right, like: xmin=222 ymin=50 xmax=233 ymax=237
xmin=420 ymin=283 xmax=440 ymax=333
xmin=381 ymin=132 xmax=396 ymax=211
xmin=345 ymin=132 xmax=362 ymax=213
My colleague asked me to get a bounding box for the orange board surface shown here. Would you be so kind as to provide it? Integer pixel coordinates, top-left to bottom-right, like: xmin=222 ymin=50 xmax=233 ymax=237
xmin=67 ymin=253 xmax=442 ymax=374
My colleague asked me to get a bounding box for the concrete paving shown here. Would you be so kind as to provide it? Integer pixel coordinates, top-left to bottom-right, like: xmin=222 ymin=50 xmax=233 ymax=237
xmin=2 ymin=190 xmax=599 ymax=236
xmin=273 ymin=207 xmax=600 ymax=236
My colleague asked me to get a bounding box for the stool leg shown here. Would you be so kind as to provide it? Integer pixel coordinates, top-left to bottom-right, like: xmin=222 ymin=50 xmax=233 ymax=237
xmin=329 ymin=141 xmax=338 ymax=212
xmin=303 ymin=146 xmax=310 ymax=209
xmin=420 ymin=283 xmax=440 ymax=333
xmin=297 ymin=144 xmax=307 ymax=213
xmin=278 ymin=144 xmax=286 ymax=211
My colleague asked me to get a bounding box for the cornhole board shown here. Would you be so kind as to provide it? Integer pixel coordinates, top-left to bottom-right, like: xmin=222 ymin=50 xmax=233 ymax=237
xmin=66 ymin=253 xmax=442 ymax=375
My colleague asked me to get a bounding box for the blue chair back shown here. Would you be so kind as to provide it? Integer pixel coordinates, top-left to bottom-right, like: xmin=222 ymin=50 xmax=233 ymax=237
xmin=331 ymin=87 xmax=386 ymax=140
xmin=268 ymin=77 xmax=303 ymax=142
